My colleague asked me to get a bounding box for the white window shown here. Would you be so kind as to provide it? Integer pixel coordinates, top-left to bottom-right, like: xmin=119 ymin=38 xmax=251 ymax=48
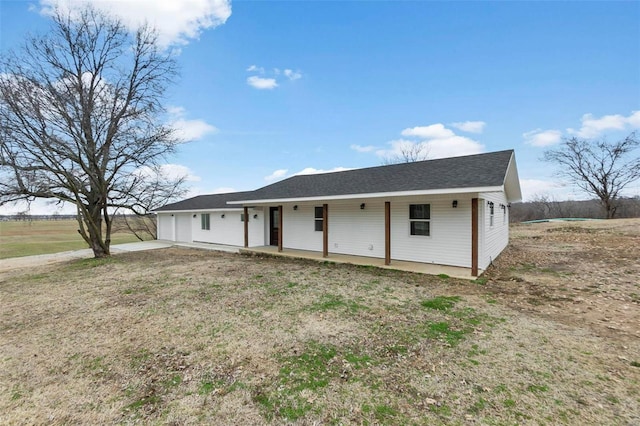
xmin=409 ymin=204 xmax=430 ymax=236
xmin=201 ymin=213 xmax=210 ymax=230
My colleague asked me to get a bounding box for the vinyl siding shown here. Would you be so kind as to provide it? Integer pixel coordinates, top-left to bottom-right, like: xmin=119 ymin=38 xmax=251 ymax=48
xmin=281 ymin=205 xmax=323 ymax=251
xmin=277 ymin=195 xmax=474 ymax=267
xmin=192 ymin=209 xmax=264 ymax=247
xmin=478 ymin=192 xmax=509 ymax=270
xmin=329 ymin=200 xmax=386 ymax=257
xmin=390 ymin=197 xmax=471 ymax=268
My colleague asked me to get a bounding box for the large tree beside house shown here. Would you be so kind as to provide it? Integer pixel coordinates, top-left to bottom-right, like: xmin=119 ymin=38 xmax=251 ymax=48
xmin=0 ymin=7 xmax=183 ymax=257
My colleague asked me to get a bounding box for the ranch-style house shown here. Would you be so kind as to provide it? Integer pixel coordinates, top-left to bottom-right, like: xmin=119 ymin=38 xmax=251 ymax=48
xmin=155 ymin=150 xmax=522 ymax=277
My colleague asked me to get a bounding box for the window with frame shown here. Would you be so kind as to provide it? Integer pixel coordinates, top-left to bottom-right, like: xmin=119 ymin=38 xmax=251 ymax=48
xmin=409 ymin=204 xmax=430 ymax=236
xmin=201 ymin=213 xmax=210 ymax=230
xmin=314 ymin=206 xmax=323 ymax=232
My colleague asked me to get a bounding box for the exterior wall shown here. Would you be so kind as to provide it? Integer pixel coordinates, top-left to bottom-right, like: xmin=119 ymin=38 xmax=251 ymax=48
xmin=277 ymin=195 xmax=476 ymax=268
xmin=478 ymin=191 xmax=510 ymax=270
xmin=191 ymin=208 xmax=264 ymax=247
xmin=390 ymin=196 xmax=471 ymax=268
xmin=281 ymin=205 xmax=323 ymax=251
xmin=175 ymin=213 xmax=192 ymax=242
xmin=157 ymin=213 xmax=173 ymax=241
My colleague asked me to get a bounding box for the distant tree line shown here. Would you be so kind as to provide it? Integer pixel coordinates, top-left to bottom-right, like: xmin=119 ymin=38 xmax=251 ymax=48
xmin=510 ymin=196 xmax=640 ymax=223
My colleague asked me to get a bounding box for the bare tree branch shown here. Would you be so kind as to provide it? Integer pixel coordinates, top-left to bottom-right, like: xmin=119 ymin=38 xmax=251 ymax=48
xmin=543 ymin=133 xmax=640 ymax=219
xmin=0 ymin=6 xmax=182 ymax=257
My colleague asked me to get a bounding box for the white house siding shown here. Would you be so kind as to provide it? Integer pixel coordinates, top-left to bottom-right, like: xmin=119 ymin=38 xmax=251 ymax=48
xmin=175 ymin=213 xmax=192 ymax=243
xmin=281 ymin=205 xmax=323 ymax=251
xmin=192 ymin=209 xmax=264 ymax=247
xmin=329 ymin=200 xmax=386 ymax=258
xmin=278 ymin=196 xmax=474 ymax=268
xmin=478 ymin=192 xmax=509 ymax=270
xmin=390 ymin=196 xmax=472 ymax=268
xmin=157 ymin=213 xmax=173 ymax=241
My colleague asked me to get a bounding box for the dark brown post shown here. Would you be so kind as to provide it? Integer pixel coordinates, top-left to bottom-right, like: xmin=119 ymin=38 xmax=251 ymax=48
xmin=278 ymin=205 xmax=283 ymax=252
xmin=385 ymin=201 xmax=391 ymax=265
xmin=243 ymin=206 xmax=249 ymax=248
xmin=471 ymin=198 xmax=479 ymax=276
xmin=322 ymin=203 xmax=328 ymax=258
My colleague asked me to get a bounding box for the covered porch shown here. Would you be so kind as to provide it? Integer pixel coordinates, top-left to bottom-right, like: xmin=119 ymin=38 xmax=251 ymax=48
xmin=240 ymin=245 xmax=475 ymax=280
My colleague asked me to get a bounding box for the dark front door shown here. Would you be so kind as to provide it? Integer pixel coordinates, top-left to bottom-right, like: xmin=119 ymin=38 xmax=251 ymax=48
xmin=269 ymin=207 xmax=279 ymax=246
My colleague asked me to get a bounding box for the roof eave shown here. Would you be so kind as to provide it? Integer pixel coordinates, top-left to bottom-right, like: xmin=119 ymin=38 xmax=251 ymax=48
xmin=153 ymin=207 xmax=246 ymax=214
xmin=227 ymin=186 xmax=505 ymax=205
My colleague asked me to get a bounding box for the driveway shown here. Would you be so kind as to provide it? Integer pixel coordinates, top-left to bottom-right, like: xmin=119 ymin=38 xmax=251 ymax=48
xmin=0 ymin=241 xmax=173 ymax=273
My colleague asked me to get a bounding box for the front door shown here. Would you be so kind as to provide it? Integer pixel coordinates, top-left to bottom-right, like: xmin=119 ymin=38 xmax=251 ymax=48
xmin=269 ymin=207 xmax=279 ymax=246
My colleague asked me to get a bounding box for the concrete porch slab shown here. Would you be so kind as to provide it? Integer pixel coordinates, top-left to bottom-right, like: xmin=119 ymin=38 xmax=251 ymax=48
xmin=240 ymin=246 xmax=475 ymax=280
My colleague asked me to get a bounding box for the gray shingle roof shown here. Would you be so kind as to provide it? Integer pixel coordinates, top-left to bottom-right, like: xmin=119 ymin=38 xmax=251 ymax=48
xmin=155 ymin=150 xmax=517 ymax=211
xmin=234 ymin=150 xmax=515 ymax=202
xmin=154 ymin=191 xmax=255 ymax=212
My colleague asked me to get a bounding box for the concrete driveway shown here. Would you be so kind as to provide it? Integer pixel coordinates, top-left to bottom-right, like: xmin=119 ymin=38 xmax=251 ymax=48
xmin=0 ymin=241 xmax=173 ymax=273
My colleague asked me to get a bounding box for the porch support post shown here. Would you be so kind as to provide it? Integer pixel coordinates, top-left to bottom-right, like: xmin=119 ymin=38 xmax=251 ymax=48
xmin=385 ymin=201 xmax=391 ymax=265
xmin=471 ymin=198 xmax=479 ymax=277
xmin=243 ymin=206 xmax=249 ymax=248
xmin=278 ymin=205 xmax=283 ymax=252
xmin=322 ymin=203 xmax=328 ymax=258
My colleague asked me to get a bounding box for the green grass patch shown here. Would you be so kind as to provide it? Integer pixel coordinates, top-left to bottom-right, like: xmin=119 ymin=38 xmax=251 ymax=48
xmin=421 ymin=295 xmax=461 ymax=311
xmin=426 ymin=322 xmax=466 ymax=346
xmin=0 ymin=219 xmax=143 ymax=259
xmin=309 ymin=293 xmax=368 ymax=313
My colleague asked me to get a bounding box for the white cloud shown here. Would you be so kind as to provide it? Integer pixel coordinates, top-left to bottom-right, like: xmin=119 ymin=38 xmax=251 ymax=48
xmin=376 ymin=122 xmax=484 ymax=161
xmin=519 ymin=179 xmax=580 ymax=202
xmin=294 ymin=167 xmax=352 ymax=176
xmin=134 ymin=163 xmax=201 ymax=182
xmin=0 ymin=163 xmax=201 ymax=215
xmin=263 ymin=166 xmax=351 ymax=182
xmin=265 ymin=169 xmax=288 ymax=182
xmin=350 ymin=144 xmax=377 ymax=153
xmin=40 ymin=0 xmax=232 ymax=47
xmin=523 ymin=129 xmax=563 ymax=147
xmin=0 ymin=198 xmax=75 ymax=215
xmin=284 ymin=69 xmax=302 ymax=81
xmin=212 ymin=187 xmax=236 ymax=194
xmin=450 ymin=121 xmax=486 ymax=134
xmin=401 ymin=124 xmax=455 ymax=139
xmin=246 ymin=65 xmax=264 ymax=73
xmin=168 ymin=106 xmax=217 ymax=142
xmin=247 ymin=76 xmax=278 ymax=90
xmin=567 ymin=111 xmax=640 ymax=138
xmin=245 ymin=65 xmax=302 ymax=89
xmin=158 ymin=164 xmax=201 ymax=182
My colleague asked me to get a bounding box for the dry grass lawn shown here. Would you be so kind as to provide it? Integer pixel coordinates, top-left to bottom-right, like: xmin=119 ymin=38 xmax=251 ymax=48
xmin=1 ymin=219 xmax=638 ymax=424
xmin=0 ymin=219 xmax=144 ymax=259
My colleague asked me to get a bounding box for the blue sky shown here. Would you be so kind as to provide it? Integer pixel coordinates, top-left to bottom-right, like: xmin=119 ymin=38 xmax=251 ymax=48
xmin=1 ymin=0 xmax=639 ymax=214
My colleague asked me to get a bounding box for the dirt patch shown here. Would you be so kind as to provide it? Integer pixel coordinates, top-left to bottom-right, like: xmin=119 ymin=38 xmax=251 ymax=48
xmin=1 ymin=220 xmax=639 ymax=424
xmin=482 ymin=218 xmax=640 ymax=342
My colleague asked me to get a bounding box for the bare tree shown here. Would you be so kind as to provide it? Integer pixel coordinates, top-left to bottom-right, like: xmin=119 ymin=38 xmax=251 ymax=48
xmin=113 ymin=165 xmax=189 ymax=240
xmin=543 ymin=133 xmax=640 ymax=219
xmin=0 ymin=7 xmax=183 ymax=257
xmin=382 ymin=143 xmax=430 ymax=165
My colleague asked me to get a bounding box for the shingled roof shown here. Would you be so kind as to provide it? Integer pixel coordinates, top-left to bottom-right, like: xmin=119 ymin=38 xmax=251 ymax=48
xmin=231 ymin=150 xmax=517 ymax=203
xmin=155 ymin=150 xmax=520 ymax=211
xmin=154 ymin=191 xmax=255 ymax=212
